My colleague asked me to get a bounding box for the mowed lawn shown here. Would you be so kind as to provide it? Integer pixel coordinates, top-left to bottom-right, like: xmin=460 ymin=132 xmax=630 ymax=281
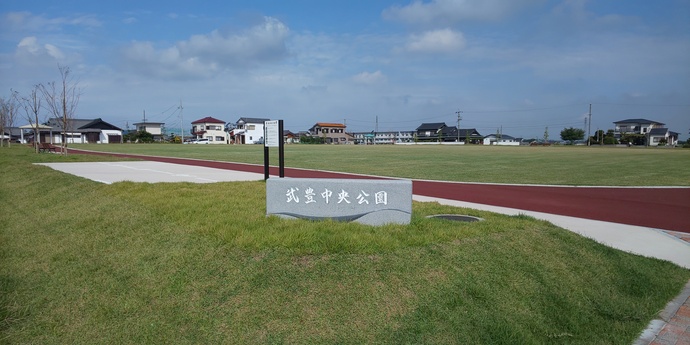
xmin=72 ymin=143 xmax=690 ymax=186
xmin=2 ymin=145 xmax=689 ymax=344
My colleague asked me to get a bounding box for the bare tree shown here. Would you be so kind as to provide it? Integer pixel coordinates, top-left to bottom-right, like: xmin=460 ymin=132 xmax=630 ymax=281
xmin=0 ymin=97 xmax=6 ymax=147
xmin=0 ymin=94 xmax=19 ymax=148
xmin=40 ymin=64 xmax=81 ymax=155
xmin=15 ymin=86 xmax=43 ymax=153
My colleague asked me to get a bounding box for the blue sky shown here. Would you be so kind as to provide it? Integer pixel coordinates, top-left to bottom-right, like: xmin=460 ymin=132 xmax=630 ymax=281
xmin=1 ymin=0 xmax=689 ymax=140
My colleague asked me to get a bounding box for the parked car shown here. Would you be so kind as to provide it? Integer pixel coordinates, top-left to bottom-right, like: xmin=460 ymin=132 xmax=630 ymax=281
xmin=183 ymin=139 xmax=197 ymax=144
xmin=253 ymin=137 xmax=264 ymax=144
xmin=194 ymin=138 xmax=210 ymax=144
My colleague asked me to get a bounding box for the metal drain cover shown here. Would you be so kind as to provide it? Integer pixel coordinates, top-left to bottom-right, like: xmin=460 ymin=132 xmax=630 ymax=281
xmin=426 ymin=214 xmax=484 ymax=222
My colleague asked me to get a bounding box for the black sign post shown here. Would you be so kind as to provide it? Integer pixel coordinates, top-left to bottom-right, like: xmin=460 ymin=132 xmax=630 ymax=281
xmin=263 ymin=120 xmax=285 ymax=180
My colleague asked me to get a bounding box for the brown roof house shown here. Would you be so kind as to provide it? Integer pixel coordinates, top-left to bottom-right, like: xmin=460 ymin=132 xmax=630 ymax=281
xmin=191 ymin=116 xmax=227 ymax=144
xmin=308 ymin=122 xmax=351 ymax=144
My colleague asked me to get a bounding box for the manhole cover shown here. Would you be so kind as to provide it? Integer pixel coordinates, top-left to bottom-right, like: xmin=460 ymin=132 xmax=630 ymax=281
xmin=426 ymin=214 xmax=484 ymax=222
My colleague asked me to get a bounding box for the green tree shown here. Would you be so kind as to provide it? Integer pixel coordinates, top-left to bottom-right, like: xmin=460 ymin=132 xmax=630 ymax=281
xmin=560 ymin=127 xmax=585 ymax=144
xmin=603 ymin=129 xmax=618 ymax=145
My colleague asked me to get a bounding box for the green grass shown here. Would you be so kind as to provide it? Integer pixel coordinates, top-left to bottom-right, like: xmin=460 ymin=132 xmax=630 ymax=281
xmin=2 ymin=145 xmax=689 ymax=344
xmin=72 ymin=143 xmax=690 ymax=186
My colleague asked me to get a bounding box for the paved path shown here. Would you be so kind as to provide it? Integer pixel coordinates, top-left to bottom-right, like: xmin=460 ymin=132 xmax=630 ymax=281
xmin=72 ymin=149 xmax=690 ymax=233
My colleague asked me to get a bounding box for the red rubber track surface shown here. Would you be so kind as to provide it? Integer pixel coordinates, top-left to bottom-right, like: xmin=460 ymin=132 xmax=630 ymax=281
xmin=71 ymin=149 xmax=690 ymax=233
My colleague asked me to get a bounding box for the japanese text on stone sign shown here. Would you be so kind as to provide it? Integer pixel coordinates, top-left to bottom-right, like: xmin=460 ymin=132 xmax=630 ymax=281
xmin=285 ymin=187 xmax=388 ymax=205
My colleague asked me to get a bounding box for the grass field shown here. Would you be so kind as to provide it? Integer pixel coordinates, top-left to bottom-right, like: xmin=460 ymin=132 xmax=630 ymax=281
xmin=71 ymin=143 xmax=690 ymax=186
xmin=2 ymin=145 xmax=689 ymax=344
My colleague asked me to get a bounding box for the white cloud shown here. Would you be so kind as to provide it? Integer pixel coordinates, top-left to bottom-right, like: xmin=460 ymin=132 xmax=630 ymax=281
xmin=352 ymin=70 xmax=387 ymax=84
xmin=119 ymin=16 xmax=289 ymax=79
xmin=15 ymin=36 xmax=67 ymax=64
xmin=405 ymin=29 xmax=466 ymax=53
xmin=383 ymin=0 xmax=543 ymax=25
xmin=44 ymin=44 xmax=65 ymax=60
xmin=1 ymin=11 xmax=101 ymax=32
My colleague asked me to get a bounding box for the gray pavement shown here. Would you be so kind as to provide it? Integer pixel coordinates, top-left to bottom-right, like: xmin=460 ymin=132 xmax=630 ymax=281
xmin=37 ymin=161 xmax=264 ymax=184
xmin=37 ymin=160 xmax=690 ymax=344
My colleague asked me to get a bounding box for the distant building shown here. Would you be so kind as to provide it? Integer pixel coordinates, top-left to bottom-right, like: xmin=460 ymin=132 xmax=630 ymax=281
xmin=191 ymin=116 xmax=227 ymax=144
xmin=230 ymin=117 xmax=270 ymax=144
xmin=309 ymin=122 xmax=351 ymax=144
xmin=414 ymin=123 xmax=482 ymax=143
xmin=351 ymin=131 xmax=414 ymax=144
xmin=483 ymin=133 xmax=519 ymax=146
xmin=613 ymin=118 xmax=677 ymax=146
xmin=133 ymin=121 xmax=165 ymax=141
xmin=43 ymin=117 xmax=123 ymax=144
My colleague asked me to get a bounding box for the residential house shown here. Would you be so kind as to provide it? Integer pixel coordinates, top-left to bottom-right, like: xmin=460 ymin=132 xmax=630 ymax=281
xmin=191 ymin=116 xmax=227 ymax=144
xmin=229 ymin=117 xmax=270 ymax=144
xmin=613 ymin=118 xmax=677 ymax=146
xmin=284 ymin=130 xmax=298 ymax=144
xmin=483 ymin=133 xmax=520 ymax=146
xmin=415 ymin=123 xmax=446 ymax=142
xmin=133 ymin=121 xmax=165 ymax=142
xmin=43 ymin=117 xmax=123 ymax=144
xmin=613 ymin=118 xmax=665 ymax=136
xmin=648 ymin=128 xmax=679 ymax=147
xmin=441 ymin=127 xmax=483 ymax=143
xmin=308 ymin=122 xmax=351 ymax=144
xmin=414 ymin=123 xmax=482 ymax=143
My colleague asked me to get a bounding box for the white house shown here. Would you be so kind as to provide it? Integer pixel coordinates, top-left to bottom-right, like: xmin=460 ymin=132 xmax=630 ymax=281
xmin=648 ymin=128 xmax=679 ymax=147
xmin=230 ymin=117 xmax=270 ymax=144
xmin=613 ymin=118 xmax=678 ymax=146
xmin=191 ymin=116 xmax=227 ymax=144
xmin=483 ymin=133 xmax=520 ymax=146
xmin=613 ymin=118 xmax=665 ymax=137
xmin=133 ymin=121 xmax=165 ymax=141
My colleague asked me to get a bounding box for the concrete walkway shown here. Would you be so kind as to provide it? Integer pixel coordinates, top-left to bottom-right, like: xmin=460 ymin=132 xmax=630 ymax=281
xmin=37 ymin=160 xmax=690 ymax=344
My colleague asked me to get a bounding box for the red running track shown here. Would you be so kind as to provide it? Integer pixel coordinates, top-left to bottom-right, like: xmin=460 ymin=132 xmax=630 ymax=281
xmin=71 ymin=149 xmax=690 ymax=233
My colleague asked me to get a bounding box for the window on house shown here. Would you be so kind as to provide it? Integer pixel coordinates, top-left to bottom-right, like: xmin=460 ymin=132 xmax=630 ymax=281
xmin=247 ymin=125 xmax=256 ymax=130
xmin=216 ymin=136 xmax=225 ymax=142
xmin=323 ymin=129 xmax=329 ymax=133
xmin=208 ymin=137 xmax=213 ymax=141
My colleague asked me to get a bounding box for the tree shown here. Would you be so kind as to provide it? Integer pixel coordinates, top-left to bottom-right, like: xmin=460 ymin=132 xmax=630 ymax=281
xmin=15 ymin=86 xmax=43 ymax=153
xmin=560 ymin=127 xmax=585 ymax=144
xmin=129 ymin=130 xmax=153 ymax=143
xmin=543 ymin=126 xmax=549 ymax=143
xmin=40 ymin=64 xmax=82 ymax=155
xmin=0 ymin=94 xmax=19 ymax=148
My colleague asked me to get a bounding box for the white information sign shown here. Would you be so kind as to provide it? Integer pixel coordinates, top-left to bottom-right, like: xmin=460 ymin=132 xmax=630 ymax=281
xmin=264 ymin=120 xmax=280 ymax=147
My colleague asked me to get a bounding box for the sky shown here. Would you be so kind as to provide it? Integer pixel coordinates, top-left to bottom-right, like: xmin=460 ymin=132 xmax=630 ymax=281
xmin=1 ymin=0 xmax=689 ymax=140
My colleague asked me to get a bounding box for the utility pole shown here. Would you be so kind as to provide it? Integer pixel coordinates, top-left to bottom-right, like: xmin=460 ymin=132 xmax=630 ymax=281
xmin=587 ymin=104 xmax=592 ymax=146
xmin=179 ymin=99 xmax=183 ymax=143
xmin=456 ymin=110 xmax=462 ymax=142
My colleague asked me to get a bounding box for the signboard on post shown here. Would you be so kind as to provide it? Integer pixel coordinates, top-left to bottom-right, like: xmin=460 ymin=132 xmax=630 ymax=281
xmin=264 ymin=120 xmax=280 ymax=148
xmin=263 ymin=120 xmax=285 ymax=179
